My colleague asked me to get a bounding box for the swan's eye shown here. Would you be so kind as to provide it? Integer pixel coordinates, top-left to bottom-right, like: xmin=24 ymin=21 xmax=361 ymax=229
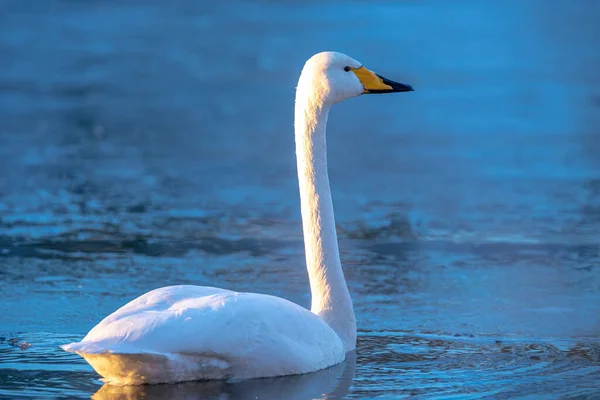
xmin=344 ymin=66 xmax=351 ymax=72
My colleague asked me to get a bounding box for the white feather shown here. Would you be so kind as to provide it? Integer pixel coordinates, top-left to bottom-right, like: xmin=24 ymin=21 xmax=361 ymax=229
xmin=63 ymin=51 xmax=370 ymax=385
xmin=62 ymin=286 xmax=343 ymax=384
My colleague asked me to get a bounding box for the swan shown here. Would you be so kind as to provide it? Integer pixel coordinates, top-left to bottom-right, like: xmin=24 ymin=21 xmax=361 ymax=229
xmin=61 ymin=51 xmax=413 ymax=385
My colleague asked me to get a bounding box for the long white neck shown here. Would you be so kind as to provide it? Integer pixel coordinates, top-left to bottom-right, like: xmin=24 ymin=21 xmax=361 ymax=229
xmin=294 ymin=84 xmax=356 ymax=352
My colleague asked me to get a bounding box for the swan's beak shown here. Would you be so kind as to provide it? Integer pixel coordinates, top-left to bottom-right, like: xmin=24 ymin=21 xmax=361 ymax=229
xmin=352 ymin=66 xmax=413 ymax=94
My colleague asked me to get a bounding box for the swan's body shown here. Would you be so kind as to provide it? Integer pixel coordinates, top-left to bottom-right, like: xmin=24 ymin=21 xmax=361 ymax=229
xmin=63 ymin=286 xmax=344 ymax=384
xmin=62 ymin=51 xmax=412 ymax=385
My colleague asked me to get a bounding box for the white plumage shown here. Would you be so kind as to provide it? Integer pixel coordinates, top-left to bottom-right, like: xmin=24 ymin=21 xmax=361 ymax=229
xmin=63 ymin=286 xmax=343 ymax=384
xmin=62 ymin=51 xmax=412 ymax=385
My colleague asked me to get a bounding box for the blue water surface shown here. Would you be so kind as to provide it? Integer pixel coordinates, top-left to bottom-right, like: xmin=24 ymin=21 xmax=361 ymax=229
xmin=0 ymin=0 xmax=599 ymax=398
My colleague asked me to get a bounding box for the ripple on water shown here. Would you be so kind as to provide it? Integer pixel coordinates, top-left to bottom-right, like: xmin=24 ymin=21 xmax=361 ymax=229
xmin=1 ymin=0 xmax=600 ymax=398
xmin=0 ymin=333 xmax=99 ymax=399
xmin=1 ymin=235 xmax=599 ymax=398
xmin=1 ymin=332 xmax=599 ymax=399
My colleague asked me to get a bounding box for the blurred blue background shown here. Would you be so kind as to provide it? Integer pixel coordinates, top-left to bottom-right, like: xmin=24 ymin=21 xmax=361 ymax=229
xmin=0 ymin=1 xmax=599 ymax=398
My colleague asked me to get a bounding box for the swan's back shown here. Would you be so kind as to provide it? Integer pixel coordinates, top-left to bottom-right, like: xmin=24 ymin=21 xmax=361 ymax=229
xmin=62 ymin=285 xmax=345 ymax=384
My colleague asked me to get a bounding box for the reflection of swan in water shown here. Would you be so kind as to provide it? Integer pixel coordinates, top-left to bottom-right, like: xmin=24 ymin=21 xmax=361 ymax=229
xmin=92 ymin=352 xmax=356 ymax=400
xmin=61 ymin=52 xmax=412 ymax=385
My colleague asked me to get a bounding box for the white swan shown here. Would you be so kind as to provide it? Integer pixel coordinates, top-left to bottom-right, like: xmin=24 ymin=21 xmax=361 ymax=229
xmin=62 ymin=51 xmax=413 ymax=385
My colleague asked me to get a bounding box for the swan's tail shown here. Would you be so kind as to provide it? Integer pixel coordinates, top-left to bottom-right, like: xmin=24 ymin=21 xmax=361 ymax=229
xmin=61 ymin=341 xmax=231 ymax=385
xmin=61 ymin=340 xmax=128 ymax=354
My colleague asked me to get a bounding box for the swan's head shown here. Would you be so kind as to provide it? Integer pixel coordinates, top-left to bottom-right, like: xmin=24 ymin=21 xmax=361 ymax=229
xmin=297 ymin=51 xmax=413 ymax=105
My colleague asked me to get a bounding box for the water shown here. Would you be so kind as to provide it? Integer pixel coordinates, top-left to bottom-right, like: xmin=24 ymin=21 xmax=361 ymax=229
xmin=1 ymin=0 xmax=599 ymax=398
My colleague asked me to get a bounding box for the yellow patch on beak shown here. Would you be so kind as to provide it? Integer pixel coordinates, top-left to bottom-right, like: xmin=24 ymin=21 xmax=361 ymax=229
xmin=351 ymin=66 xmax=414 ymax=94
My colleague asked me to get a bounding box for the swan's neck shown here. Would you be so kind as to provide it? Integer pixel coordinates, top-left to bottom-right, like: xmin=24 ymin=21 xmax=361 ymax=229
xmin=294 ymin=91 xmax=356 ymax=352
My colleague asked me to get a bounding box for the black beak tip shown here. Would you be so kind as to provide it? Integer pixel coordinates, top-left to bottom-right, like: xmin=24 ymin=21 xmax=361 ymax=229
xmin=377 ymin=74 xmax=414 ymax=93
xmin=393 ymin=82 xmax=414 ymax=92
